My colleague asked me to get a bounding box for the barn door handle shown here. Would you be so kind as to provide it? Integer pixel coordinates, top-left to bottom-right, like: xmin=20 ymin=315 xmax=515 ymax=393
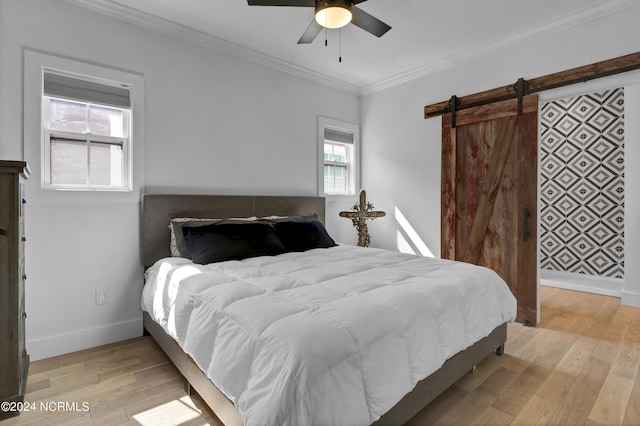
xmin=523 ymin=208 xmax=531 ymax=241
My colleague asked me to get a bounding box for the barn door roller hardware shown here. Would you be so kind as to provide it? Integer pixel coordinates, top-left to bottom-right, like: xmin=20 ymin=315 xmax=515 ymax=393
xmin=448 ymin=95 xmax=459 ymax=127
xmin=514 ymin=77 xmax=529 ymax=117
xmin=424 ymin=51 xmax=640 ymax=122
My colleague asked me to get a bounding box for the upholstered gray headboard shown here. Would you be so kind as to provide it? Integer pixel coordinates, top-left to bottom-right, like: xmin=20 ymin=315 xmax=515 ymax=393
xmin=140 ymin=194 xmax=326 ymax=268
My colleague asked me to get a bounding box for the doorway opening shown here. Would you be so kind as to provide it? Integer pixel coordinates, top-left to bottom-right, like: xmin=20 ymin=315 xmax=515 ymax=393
xmin=538 ymin=70 xmax=640 ymax=299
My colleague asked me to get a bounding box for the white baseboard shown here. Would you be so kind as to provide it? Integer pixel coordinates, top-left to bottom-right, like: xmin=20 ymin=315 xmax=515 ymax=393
xmin=622 ymin=291 xmax=640 ymax=308
xmin=27 ymin=317 xmax=143 ymax=361
xmin=540 ymin=270 xmax=623 ymax=298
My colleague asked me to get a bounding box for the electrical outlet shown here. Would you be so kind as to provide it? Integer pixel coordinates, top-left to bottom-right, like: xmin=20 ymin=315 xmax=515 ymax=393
xmin=95 ymin=288 xmax=108 ymax=305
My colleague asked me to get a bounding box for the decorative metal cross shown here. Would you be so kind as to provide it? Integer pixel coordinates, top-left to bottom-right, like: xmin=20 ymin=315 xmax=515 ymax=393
xmin=339 ymin=189 xmax=386 ymax=247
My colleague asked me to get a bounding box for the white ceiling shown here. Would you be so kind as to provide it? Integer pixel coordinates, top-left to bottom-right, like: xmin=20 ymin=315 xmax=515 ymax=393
xmin=73 ymin=0 xmax=638 ymax=92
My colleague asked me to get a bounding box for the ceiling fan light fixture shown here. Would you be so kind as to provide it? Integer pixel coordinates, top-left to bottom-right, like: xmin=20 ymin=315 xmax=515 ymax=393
xmin=315 ymin=1 xmax=352 ymax=29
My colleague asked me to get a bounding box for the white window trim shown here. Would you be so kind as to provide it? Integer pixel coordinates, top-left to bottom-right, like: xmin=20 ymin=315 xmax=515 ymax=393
xmin=24 ymin=50 xmax=145 ymax=202
xmin=318 ymin=116 xmax=360 ymax=197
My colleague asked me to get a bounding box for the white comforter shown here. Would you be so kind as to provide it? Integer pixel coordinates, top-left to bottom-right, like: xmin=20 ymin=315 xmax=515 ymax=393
xmin=142 ymin=245 xmax=516 ymax=426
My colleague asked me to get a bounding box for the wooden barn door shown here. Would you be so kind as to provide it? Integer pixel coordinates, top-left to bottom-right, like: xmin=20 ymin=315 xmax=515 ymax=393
xmin=441 ymin=95 xmax=538 ymax=324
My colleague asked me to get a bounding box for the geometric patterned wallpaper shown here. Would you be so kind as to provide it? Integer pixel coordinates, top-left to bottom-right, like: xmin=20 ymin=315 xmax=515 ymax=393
xmin=540 ymin=88 xmax=625 ymax=278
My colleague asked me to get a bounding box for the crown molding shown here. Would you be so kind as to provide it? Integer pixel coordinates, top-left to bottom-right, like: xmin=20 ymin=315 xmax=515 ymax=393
xmin=62 ymin=0 xmax=639 ymax=97
xmin=61 ymin=0 xmax=360 ymax=95
xmin=361 ymin=0 xmax=640 ymax=95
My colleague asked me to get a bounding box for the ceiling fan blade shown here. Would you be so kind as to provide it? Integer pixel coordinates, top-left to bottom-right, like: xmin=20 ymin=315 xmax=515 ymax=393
xmin=297 ymin=19 xmax=323 ymax=44
xmin=351 ymin=6 xmax=391 ymax=37
xmin=247 ymin=0 xmax=314 ymax=6
xmin=352 ymin=0 xmax=369 ymax=4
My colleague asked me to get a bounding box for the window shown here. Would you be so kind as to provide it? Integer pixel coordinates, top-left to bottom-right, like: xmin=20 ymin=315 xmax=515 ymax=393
xmin=324 ymin=136 xmax=350 ymax=193
xmin=42 ymin=71 xmax=131 ymax=190
xmin=319 ymin=117 xmax=359 ymax=195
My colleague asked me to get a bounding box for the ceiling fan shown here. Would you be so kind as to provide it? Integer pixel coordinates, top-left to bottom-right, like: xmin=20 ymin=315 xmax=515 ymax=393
xmin=247 ymin=0 xmax=392 ymax=44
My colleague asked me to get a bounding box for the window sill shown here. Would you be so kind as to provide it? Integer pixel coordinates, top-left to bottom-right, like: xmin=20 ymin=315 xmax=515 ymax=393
xmin=43 ymin=186 xmax=132 ymax=192
xmin=323 ymin=193 xmax=358 ymax=202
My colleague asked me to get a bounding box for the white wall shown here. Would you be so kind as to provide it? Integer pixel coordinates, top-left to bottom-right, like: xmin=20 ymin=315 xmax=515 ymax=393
xmin=0 ymin=0 xmax=359 ymax=360
xmin=624 ymin=84 xmax=640 ymax=306
xmin=361 ymin=4 xmax=640 ymax=306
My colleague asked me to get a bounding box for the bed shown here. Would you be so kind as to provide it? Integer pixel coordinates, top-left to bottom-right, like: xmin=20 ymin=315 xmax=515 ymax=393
xmin=140 ymin=194 xmax=515 ymax=426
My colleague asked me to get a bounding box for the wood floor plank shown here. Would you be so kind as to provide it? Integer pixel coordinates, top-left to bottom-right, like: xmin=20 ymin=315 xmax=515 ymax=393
xmin=54 ymin=345 xmax=120 ymax=368
xmin=32 ymin=410 xmax=93 ymax=426
xmin=88 ymin=407 xmax=130 ymax=425
xmin=535 ymin=369 xmax=576 ymax=402
xmin=468 ymin=405 xmax=513 ymax=425
xmin=503 ymin=323 xmax=536 ymax=354
xmin=405 ymin=385 xmax=468 ymax=426
xmin=25 ymin=377 xmax=50 ymax=394
xmin=121 ymin=379 xmax=188 ymax=417
xmin=532 ymin=331 xmax=577 ymax=371
xmin=491 ymin=363 xmax=551 ymax=417
xmin=623 ymin=366 xmax=640 ymax=426
xmin=478 ymin=366 xmax=520 ymax=394
xmin=623 ymin=327 xmax=640 ymax=344
xmin=455 ymin=353 xmax=516 ymax=392
xmin=592 ymin=339 xmax=622 ymax=365
xmin=555 ymin=335 xmax=598 ymax=376
xmin=46 ymin=373 xmax=139 ymax=411
xmin=546 ymin=356 xmax=611 ymax=426
xmin=611 ymin=344 xmax=640 ymax=380
xmin=510 ymin=394 xmax=558 ymax=426
xmin=25 ymin=360 xmax=85 ymax=384
xmin=434 ymin=386 xmax=498 ymax=425
xmin=88 ymin=378 xmax=183 ymax=420
xmin=546 ymin=314 xmax=571 ymax=333
xmin=588 ymin=372 xmax=635 ymax=425
xmin=133 ymin=362 xmax=186 ymax=386
xmin=28 ymin=357 xmax=59 ymax=375
xmin=125 ymin=393 xmax=213 ymax=425
xmin=97 ymin=355 xmax=169 ymax=382
xmin=586 ymin=417 xmax=611 ymax=426
xmin=512 ymin=327 xmax=556 ymax=363
xmin=27 ymin=369 xmax=101 ymax=401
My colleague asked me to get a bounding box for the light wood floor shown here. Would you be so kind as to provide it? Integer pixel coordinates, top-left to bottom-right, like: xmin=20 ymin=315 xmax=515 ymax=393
xmin=3 ymin=286 xmax=639 ymax=426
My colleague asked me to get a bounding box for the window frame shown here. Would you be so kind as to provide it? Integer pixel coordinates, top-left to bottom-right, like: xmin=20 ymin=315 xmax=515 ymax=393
xmin=318 ymin=117 xmax=360 ymax=197
xmin=41 ymin=74 xmax=132 ymax=192
xmin=24 ymin=50 xmax=145 ymax=202
xmin=42 ymin=96 xmax=131 ymax=190
xmin=324 ymin=140 xmax=350 ymax=194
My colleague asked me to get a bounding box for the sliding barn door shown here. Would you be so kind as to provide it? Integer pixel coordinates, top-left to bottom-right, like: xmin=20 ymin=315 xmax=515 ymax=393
xmin=442 ymin=95 xmax=538 ymax=324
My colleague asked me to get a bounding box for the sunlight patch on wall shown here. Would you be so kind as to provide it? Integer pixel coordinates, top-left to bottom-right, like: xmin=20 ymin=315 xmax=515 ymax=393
xmin=395 ymin=207 xmax=434 ymax=257
xmin=396 ymin=231 xmax=416 ymax=255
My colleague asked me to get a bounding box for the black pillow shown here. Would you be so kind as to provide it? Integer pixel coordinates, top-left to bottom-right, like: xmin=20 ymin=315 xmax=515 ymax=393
xmin=274 ymin=220 xmax=337 ymax=252
xmin=182 ymin=222 xmax=287 ymax=264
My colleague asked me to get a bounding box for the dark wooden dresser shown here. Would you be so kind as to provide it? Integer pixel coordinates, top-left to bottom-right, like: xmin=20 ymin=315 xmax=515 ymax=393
xmin=0 ymin=160 xmax=30 ymax=419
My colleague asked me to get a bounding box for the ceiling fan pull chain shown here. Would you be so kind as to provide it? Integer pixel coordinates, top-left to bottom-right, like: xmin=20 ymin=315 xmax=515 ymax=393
xmin=339 ymin=27 xmax=342 ymax=63
xmin=325 ymin=10 xmax=328 ymax=46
